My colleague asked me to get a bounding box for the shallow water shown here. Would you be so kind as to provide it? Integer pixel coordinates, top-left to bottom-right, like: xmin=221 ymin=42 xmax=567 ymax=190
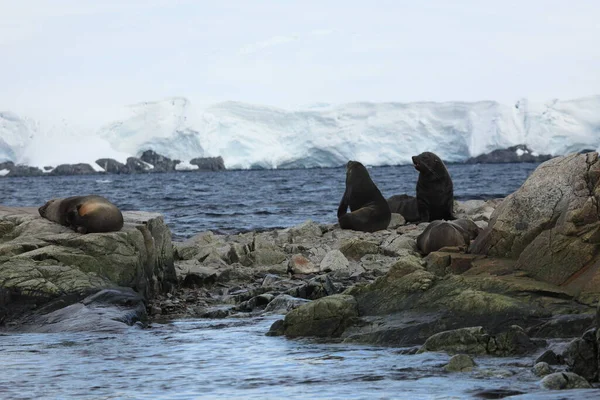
xmin=0 ymin=163 xmax=538 ymax=240
xmin=2 ymin=317 xmax=598 ymax=399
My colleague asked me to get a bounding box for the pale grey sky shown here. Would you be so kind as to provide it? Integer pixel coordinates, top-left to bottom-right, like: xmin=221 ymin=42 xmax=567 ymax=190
xmin=1 ymin=0 xmax=599 ymax=125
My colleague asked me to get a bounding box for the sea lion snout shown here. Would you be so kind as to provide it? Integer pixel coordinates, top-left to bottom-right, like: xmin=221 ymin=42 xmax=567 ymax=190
xmin=412 ymin=156 xmax=421 ymax=170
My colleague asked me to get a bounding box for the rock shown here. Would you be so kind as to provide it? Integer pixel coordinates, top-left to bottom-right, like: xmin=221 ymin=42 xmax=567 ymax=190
xmin=424 ymin=252 xmax=482 ymax=276
xmin=277 ymin=294 xmax=358 ymax=338
xmin=5 ymin=164 xmax=44 ymax=177
xmin=419 ymin=326 xmax=490 ymax=355
xmin=174 ymin=260 xmax=219 ymax=287
xmin=381 ymin=234 xmax=417 ymax=255
xmin=339 ymin=239 xmax=380 ymax=260
xmin=96 ymin=158 xmax=128 ymax=174
xmin=126 ymin=157 xmax=153 ymax=173
xmin=445 ymin=354 xmax=476 ymax=372
xmin=263 ymin=294 xmax=311 ymax=314
xmin=319 ymin=250 xmax=349 ymax=272
xmin=540 ymin=372 xmax=592 ymax=390
xmin=563 ymin=335 xmax=598 ymax=382
xmin=387 ymin=213 xmax=406 ymax=229
xmin=50 ymin=163 xmax=96 ymax=175
xmin=532 ymin=362 xmax=553 ymax=377
xmin=0 ymin=207 xmax=176 ymax=327
xmin=535 ymin=349 xmax=562 ymax=365
xmin=471 ymin=153 xmax=600 ymax=305
xmin=465 ymin=145 xmax=552 ymax=164
xmin=189 ymin=156 xmax=226 ymax=171
xmin=527 ymin=314 xmax=595 ymax=338
xmin=288 ymin=254 xmax=319 ymax=275
xmin=7 ymin=288 xmax=147 ymax=333
xmin=139 ymin=150 xmax=180 ymax=172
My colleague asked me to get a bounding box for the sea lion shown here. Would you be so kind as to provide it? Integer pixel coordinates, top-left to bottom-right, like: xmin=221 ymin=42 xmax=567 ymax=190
xmin=416 ymin=218 xmax=481 ymax=255
xmin=386 ymin=194 xmax=419 ymax=222
xmin=413 ymin=151 xmax=454 ymax=222
xmin=38 ymin=195 xmax=124 ymax=234
xmin=337 ymin=161 xmax=391 ymax=232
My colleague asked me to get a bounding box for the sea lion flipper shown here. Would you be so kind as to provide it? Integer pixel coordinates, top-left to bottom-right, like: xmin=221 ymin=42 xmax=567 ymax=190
xmin=337 ymin=196 xmax=348 ymax=219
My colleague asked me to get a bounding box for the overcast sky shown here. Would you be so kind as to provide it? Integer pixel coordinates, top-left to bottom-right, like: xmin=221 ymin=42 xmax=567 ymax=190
xmin=1 ymin=0 xmax=599 ymax=125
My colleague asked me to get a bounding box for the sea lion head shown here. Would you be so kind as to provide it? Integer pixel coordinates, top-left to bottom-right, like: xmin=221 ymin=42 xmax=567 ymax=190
xmin=345 ymin=160 xmax=370 ymax=183
xmin=412 ymin=152 xmax=446 ymax=179
xmin=38 ymin=198 xmax=61 ymax=218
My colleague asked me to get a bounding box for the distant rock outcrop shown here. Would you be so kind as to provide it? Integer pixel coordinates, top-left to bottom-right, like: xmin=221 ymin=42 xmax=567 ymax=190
xmin=190 ymin=156 xmax=226 ymax=171
xmin=0 ymin=162 xmax=44 ymax=177
xmin=139 ymin=150 xmax=180 ymax=172
xmin=96 ymin=158 xmax=128 ymax=174
xmin=126 ymin=157 xmax=153 ymax=173
xmin=50 ymin=163 xmax=96 ymax=176
xmin=465 ymin=145 xmax=553 ymax=164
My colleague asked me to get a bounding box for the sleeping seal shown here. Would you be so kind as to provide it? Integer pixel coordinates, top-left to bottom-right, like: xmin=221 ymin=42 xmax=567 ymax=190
xmin=38 ymin=195 xmax=124 ymax=234
xmin=416 ymin=218 xmax=480 ymax=255
xmin=337 ymin=161 xmax=391 ymax=232
xmin=413 ymin=151 xmax=454 ymax=222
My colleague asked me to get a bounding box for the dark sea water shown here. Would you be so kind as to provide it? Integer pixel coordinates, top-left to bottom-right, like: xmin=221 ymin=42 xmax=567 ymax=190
xmin=0 ymin=163 xmax=538 ymax=240
xmin=5 ymin=164 xmax=598 ymax=399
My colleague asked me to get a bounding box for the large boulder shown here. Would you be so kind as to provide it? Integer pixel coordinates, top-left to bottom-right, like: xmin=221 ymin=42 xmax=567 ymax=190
xmin=471 ymin=153 xmax=600 ymax=304
xmin=464 ymin=145 xmax=552 ymax=164
xmin=0 ymin=206 xmax=176 ymax=327
xmin=50 ymin=163 xmax=96 ymax=175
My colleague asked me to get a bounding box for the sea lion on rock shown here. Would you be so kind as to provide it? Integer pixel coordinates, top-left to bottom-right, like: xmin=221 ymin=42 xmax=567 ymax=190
xmin=337 ymin=161 xmax=391 ymax=232
xmin=387 ymin=194 xmax=420 ymax=222
xmin=413 ymin=151 xmax=454 ymax=222
xmin=38 ymin=195 xmax=124 ymax=234
xmin=417 ymin=219 xmax=480 ymax=255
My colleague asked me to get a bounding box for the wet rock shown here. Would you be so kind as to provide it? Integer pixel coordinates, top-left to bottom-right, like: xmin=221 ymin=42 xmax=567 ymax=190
xmin=266 ymin=319 xmax=285 ymax=336
xmin=527 ymin=314 xmax=595 ymax=338
xmin=444 ymin=354 xmax=476 ymax=372
xmin=263 ymin=294 xmax=310 ymax=314
xmin=419 ymin=326 xmax=490 ymax=355
xmin=174 ymin=260 xmax=219 ymax=287
xmin=319 ymin=250 xmax=349 ymax=272
xmin=96 ymin=158 xmax=128 ymax=174
xmin=339 ymin=238 xmax=380 ymax=260
xmin=288 ymin=254 xmax=319 ymax=275
xmin=532 ymin=362 xmax=553 ymax=377
xmin=139 ymin=150 xmax=180 ymax=172
xmin=189 ymin=156 xmax=226 ymax=171
xmin=540 ymin=372 xmax=592 ymax=390
xmin=8 ymin=288 xmax=147 ymax=333
xmin=563 ymin=335 xmax=598 ymax=382
xmin=50 ymin=163 xmax=96 ymax=176
xmin=278 ymin=294 xmax=359 ymax=338
xmin=535 ymin=349 xmax=562 ymax=365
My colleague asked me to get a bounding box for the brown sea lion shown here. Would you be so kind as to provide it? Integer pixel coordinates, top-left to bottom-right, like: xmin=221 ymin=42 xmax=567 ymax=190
xmin=337 ymin=161 xmax=391 ymax=232
xmin=416 ymin=218 xmax=481 ymax=255
xmin=38 ymin=195 xmax=124 ymax=234
xmin=413 ymin=151 xmax=454 ymax=222
xmin=386 ymin=194 xmax=419 ymax=222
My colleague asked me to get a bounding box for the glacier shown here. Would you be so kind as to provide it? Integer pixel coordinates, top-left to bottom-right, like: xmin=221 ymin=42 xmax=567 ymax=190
xmin=1 ymin=95 xmax=599 ymax=170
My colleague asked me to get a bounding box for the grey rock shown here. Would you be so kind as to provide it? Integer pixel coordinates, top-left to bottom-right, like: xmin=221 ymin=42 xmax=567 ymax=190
xmin=189 ymin=156 xmax=226 ymax=171
xmin=445 ymin=354 xmax=476 ymax=372
xmin=319 ymin=250 xmax=349 ymax=272
xmin=532 ymin=362 xmax=553 ymax=377
xmin=263 ymin=294 xmax=311 ymax=314
xmin=540 ymin=372 xmax=592 ymax=390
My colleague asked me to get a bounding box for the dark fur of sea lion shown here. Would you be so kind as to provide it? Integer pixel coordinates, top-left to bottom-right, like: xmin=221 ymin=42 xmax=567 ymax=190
xmin=386 ymin=194 xmax=419 ymax=222
xmin=38 ymin=195 xmax=124 ymax=234
xmin=416 ymin=218 xmax=481 ymax=255
xmin=337 ymin=161 xmax=391 ymax=232
xmin=413 ymin=151 xmax=454 ymax=222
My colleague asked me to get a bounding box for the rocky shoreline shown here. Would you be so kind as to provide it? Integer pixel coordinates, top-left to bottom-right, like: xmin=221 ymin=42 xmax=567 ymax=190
xmin=0 ymin=145 xmax=557 ymax=178
xmin=1 ymin=151 xmax=600 ymax=392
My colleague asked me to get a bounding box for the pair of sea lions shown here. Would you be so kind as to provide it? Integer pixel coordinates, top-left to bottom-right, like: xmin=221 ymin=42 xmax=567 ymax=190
xmin=387 ymin=151 xmax=454 ymax=222
xmin=337 ymin=161 xmax=391 ymax=232
xmin=38 ymin=195 xmax=123 ymax=234
xmin=416 ymin=218 xmax=480 ymax=255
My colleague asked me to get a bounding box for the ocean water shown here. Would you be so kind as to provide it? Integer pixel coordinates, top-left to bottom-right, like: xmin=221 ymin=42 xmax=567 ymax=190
xmin=0 ymin=163 xmax=538 ymax=240
xmin=4 ymin=164 xmax=599 ymax=399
